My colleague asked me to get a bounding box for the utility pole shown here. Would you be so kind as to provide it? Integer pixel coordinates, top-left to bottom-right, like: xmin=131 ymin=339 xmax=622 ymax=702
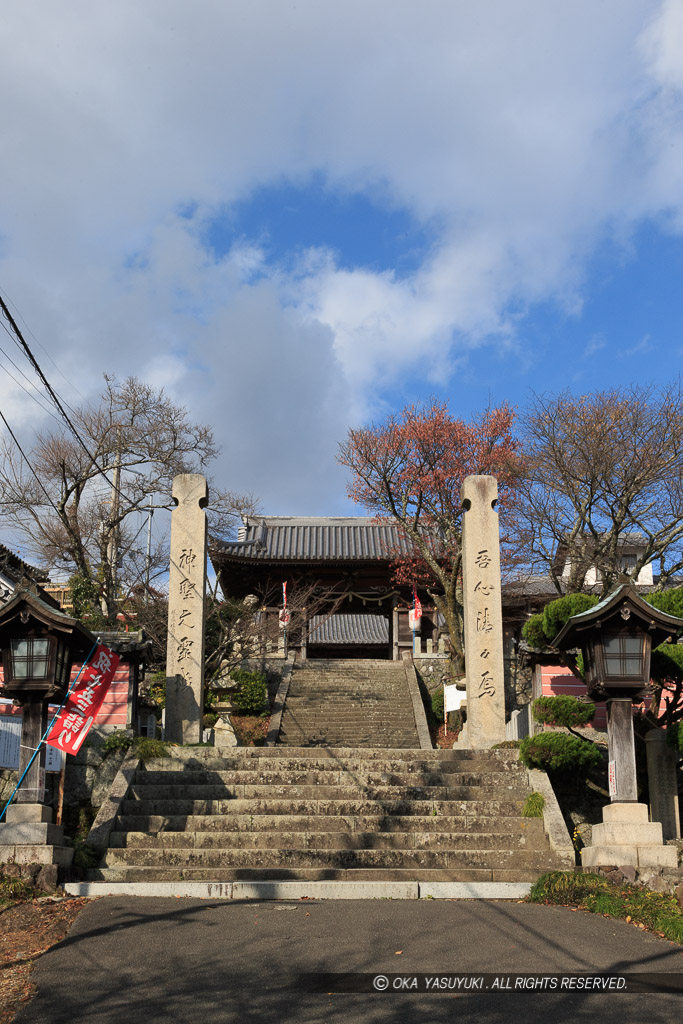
xmin=104 ymin=427 xmax=122 ymax=617
xmin=145 ymin=504 xmax=154 ymax=603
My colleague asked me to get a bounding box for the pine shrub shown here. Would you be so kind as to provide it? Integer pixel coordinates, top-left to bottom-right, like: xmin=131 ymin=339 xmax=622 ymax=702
xmin=532 ymin=695 xmax=595 ymax=729
xmin=520 ymin=732 xmax=602 ymax=774
xmin=542 ymin=593 xmax=599 ymax=644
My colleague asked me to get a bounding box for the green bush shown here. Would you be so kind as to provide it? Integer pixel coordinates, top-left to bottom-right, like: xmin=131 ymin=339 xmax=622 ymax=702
xmin=101 ymin=732 xmax=169 ymax=762
xmin=651 ymin=643 xmax=683 ymax=684
xmin=529 ymin=871 xmax=683 ymax=944
xmin=492 ymin=739 xmax=521 ymax=749
xmin=230 ymin=669 xmax=268 ymax=714
xmin=543 ymin=593 xmax=599 ymax=644
xmin=522 ymin=613 xmax=547 ymax=651
xmin=0 ymin=874 xmax=41 ymax=905
xmin=147 ymin=673 xmax=166 ymax=709
xmin=520 ymin=732 xmax=602 ymax=774
xmin=430 ymin=687 xmax=444 ymax=721
xmin=135 ymin=738 xmax=170 ymax=762
xmin=73 ymin=842 xmax=99 ymax=874
xmin=522 ymin=792 xmax=545 ymax=818
xmin=522 ymin=594 xmax=599 ymax=652
xmin=101 ymin=731 xmax=136 ymax=755
xmin=645 ymin=587 xmax=683 ymax=619
xmin=532 ymin=695 xmax=595 ymax=729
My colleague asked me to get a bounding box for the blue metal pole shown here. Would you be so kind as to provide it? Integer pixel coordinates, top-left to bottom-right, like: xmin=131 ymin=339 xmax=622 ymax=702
xmin=0 ymin=639 xmax=99 ymax=822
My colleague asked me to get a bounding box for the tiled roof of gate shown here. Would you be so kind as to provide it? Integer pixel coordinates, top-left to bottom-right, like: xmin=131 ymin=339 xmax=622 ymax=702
xmin=211 ymin=517 xmax=414 ymax=562
xmin=308 ymin=613 xmax=389 ymax=645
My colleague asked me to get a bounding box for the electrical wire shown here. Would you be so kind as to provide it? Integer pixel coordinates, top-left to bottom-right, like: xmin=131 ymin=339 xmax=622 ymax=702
xmin=0 ymin=287 xmax=85 ymax=408
xmin=0 ymin=405 xmax=62 ymax=513
xmin=0 ymin=338 xmax=64 ymax=423
xmin=0 ymin=290 xmax=142 ymax=512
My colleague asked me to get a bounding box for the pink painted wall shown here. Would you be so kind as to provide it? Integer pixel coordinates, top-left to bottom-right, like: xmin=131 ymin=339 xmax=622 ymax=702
xmin=539 ymin=664 xmax=679 ymax=729
xmin=0 ymin=662 xmax=130 ymax=727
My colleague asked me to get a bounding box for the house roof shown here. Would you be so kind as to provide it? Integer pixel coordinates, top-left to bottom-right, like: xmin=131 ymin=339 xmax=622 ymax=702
xmin=0 ymin=544 xmax=49 ymax=587
xmin=211 ymin=517 xmax=414 ymax=563
xmin=308 ymin=613 xmax=389 ymax=645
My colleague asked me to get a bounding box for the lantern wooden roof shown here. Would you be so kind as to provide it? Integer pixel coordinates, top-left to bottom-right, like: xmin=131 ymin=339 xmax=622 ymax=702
xmin=552 ymin=582 xmax=683 ymax=653
xmin=0 ymin=588 xmax=96 ymax=657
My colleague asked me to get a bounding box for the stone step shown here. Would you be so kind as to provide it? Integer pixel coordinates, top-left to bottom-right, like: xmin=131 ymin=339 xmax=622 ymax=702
xmin=115 ymin=813 xmax=544 ymax=834
xmin=88 ymin=866 xmax=547 ymax=883
xmin=100 ymin=847 xmax=557 ymax=871
xmin=139 ymin=753 xmax=524 ymax=774
xmin=128 ymin=783 xmax=529 ymax=802
xmin=142 ymin=747 xmax=522 ymax=764
xmin=94 ymin=724 xmax=564 ymax=888
xmin=136 ymin=769 xmax=525 ymax=787
xmin=109 ymin=829 xmax=548 ymax=851
xmin=120 ymin=797 xmax=526 ymax=817
xmin=276 ymin=739 xmax=418 ymax=749
xmin=279 ymin=659 xmax=421 ymax=747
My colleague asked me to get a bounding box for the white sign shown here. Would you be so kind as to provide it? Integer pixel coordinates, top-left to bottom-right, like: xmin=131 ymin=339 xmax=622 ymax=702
xmin=0 ymin=717 xmax=21 ymax=769
xmin=608 ymin=759 xmax=617 ymax=799
xmin=0 ymin=716 xmax=64 ymax=772
xmin=408 ymin=610 xmax=422 ymax=630
xmin=279 ymin=610 xmax=291 ymax=628
xmin=444 ymin=684 xmax=466 ymax=714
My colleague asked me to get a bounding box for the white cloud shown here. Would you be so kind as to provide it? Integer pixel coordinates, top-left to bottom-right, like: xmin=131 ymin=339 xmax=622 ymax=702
xmin=1 ymin=1 xmax=683 ymax=511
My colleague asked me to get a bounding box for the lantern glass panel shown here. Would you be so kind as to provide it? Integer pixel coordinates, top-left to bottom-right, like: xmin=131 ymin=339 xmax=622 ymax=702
xmin=54 ymin=641 xmax=70 ymax=686
xmin=602 ymin=634 xmax=644 ymax=678
xmin=10 ymin=638 xmax=50 ymax=680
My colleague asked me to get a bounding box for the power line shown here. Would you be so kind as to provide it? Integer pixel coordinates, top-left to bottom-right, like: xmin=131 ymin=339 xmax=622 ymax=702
xmin=0 ymin=290 xmax=141 ymax=513
xmin=0 ymin=405 xmax=62 ymax=514
xmin=0 ymin=287 xmax=85 ymax=408
xmin=0 ymin=293 xmax=101 ymax=464
xmin=0 ymin=337 xmax=64 ymax=423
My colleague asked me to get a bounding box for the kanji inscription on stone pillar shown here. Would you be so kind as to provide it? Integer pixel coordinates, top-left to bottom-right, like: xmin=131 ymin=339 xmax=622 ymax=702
xmin=460 ymin=474 xmax=506 ymax=748
xmin=165 ymin=474 xmax=208 ymax=744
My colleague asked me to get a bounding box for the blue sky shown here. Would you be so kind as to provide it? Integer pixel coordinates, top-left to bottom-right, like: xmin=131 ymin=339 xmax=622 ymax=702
xmin=2 ymin=0 xmax=683 ymax=545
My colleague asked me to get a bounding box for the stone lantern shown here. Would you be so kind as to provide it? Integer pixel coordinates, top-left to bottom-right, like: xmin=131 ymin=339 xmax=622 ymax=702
xmin=553 ymin=582 xmax=680 ymax=870
xmin=0 ymin=589 xmax=95 ymax=879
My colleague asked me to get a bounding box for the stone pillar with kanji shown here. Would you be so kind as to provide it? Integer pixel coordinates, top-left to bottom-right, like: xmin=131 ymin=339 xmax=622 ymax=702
xmin=165 ymin=474 xmax=208 ymax=744
xmin=459 ymin=474 xmax=506 ymax=748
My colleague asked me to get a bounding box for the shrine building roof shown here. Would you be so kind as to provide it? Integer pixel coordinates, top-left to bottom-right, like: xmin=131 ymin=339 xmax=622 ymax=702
xmin=210 ymin=517 xmax=415 ymax=563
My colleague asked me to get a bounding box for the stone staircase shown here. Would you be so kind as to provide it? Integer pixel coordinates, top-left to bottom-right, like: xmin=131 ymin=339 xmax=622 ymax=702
xmin=88 ymin=747 xmax=570 ymax=884
xmin=277 ymin=659 xmax=420 ymax=747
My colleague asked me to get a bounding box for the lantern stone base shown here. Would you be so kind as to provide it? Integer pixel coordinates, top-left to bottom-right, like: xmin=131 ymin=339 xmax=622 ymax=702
xmin=0 ymin=803 xmax=74 ymax=876
xmin=214 ymin=714 xmax=240 ymax=748
xmin=581 ymin=802 xmax=678 ymax=870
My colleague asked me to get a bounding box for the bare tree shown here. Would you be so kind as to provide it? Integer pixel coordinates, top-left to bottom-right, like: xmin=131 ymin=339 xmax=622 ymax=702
xmin=338 ymin=400 xmax=519 ymax=670
xmin=0 ymin=374 xmax=255 ymax=619
xmin=515 ymin=383 xmax=683 ymax=594
xmin=204 ymin=576 xmax=349 ymax=682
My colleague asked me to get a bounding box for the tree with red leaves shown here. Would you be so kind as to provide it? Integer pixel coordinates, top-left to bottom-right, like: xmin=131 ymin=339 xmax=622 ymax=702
xmin=338 ymin=401 xmax=519 ymax=671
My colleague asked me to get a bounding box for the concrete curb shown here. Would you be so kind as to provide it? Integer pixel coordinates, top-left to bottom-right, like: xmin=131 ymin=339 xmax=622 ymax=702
xmin=403 ymin=660 xmax=433 ymax=750
xmin=86 ymin=750 xmax=140 ymax=854
xmin=528 ymin=768 xmax=576 ymax=869
xmin=264 ymin=662 xmax=294 ymax=746
xmin=63 ymin=879 xmax=533 ymax=900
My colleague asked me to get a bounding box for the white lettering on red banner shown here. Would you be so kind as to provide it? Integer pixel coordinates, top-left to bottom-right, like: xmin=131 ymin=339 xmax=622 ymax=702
xmin=46 ymin=645 xmax=119 ymax=755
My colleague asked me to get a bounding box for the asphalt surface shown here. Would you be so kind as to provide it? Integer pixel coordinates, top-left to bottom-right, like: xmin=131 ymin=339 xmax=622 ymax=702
xmin=16 ymin=897 xmax=683 ymax=1024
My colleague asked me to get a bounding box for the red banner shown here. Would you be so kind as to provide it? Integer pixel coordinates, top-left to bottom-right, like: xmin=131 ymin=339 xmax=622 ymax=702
xmin=46 ymin=645 xmax=120 ymax=755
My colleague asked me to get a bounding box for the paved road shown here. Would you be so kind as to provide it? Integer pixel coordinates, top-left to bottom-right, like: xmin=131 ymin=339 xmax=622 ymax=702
xmin=17 ymin=897 xmax=683 ymax=1024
